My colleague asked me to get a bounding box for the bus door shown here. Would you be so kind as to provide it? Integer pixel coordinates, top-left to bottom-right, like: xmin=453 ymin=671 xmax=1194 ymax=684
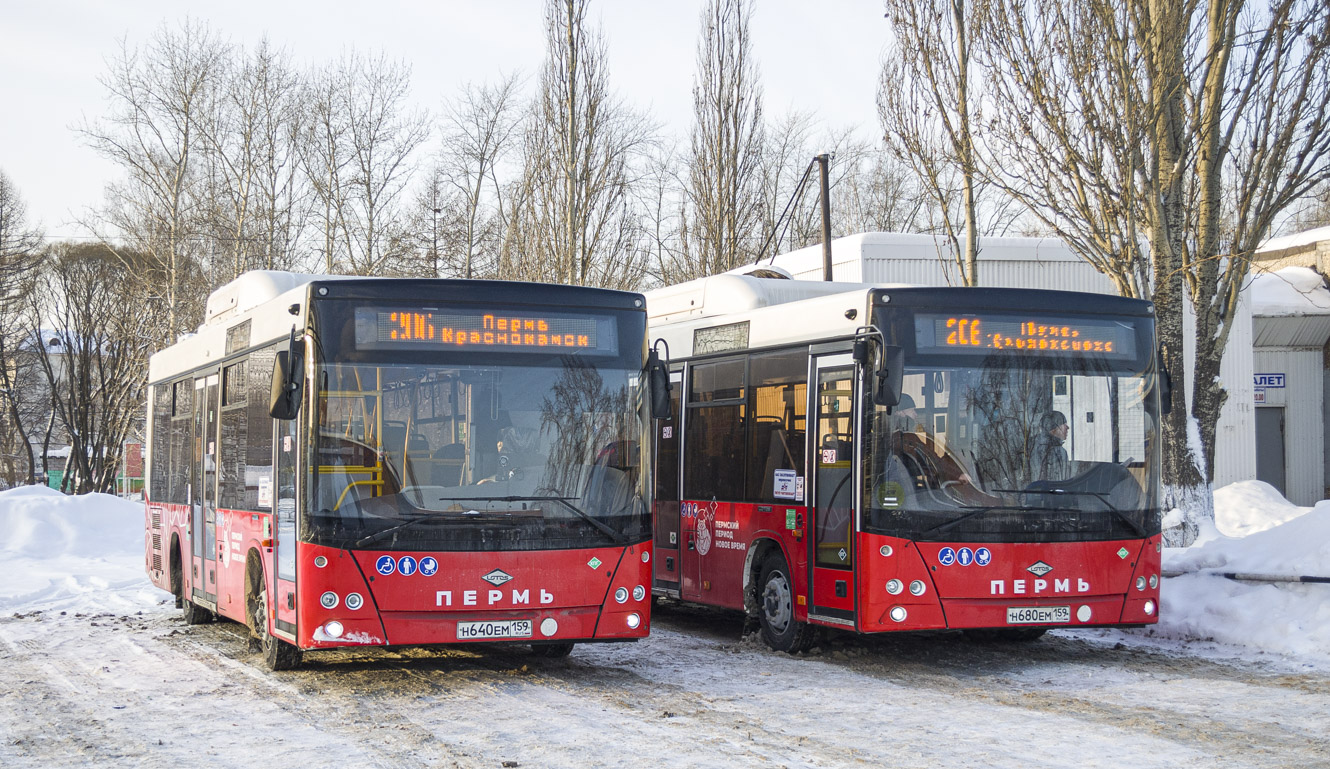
xmin=192 ymin=374 xmax=219 ymax=608
xmin=807 ymin=354 xmax=857 ymax=628
xmin=652 ymin=370 xmax=683 ymax=596
xmin=272 ymin=416 xmax=299 ymax=640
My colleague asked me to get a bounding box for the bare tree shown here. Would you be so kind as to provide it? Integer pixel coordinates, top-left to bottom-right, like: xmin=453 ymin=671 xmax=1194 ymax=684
xmin=79 ymin=19 xmax=227 ymax=338
xmin=516 ymin=0 xmax=656 ymax=289
xmin=685 ymin=0 xmax=765 ymax=279
xmin=31 ymin=243 xmax=148 ymax=494
xmin=979 ymin=0 xmax=1330 ymax=540
xmin=301 ymin=50 xmax=430 ymax=276
xmin=440 ymin=74 xmax=524 ymax=280
xmin=879 ymin=0 xmax=987 ymax=285
xmin=0 ymin=170 xmax=45 ymax=486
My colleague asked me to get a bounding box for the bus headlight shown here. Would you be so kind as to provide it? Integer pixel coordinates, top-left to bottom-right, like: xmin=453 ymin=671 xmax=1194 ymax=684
xmin=1136 ymin=576 xmax=1146 ymax=591
xmin=615 ymin=587 xmax=629 ymax=603
xmin=540 ymin=618 xmax=559 ymax=637
xmin=345 ymin=593 xmax=364 ymax=611
xmin=641 ymin=551 xmax=650 ymax=563
xmin=889 ymin=606 xmax=908 ymax=623
xmin=909 ymin=580 xmax=926 ymax=596
xmin=626 ymin=613 xmax=641 ymax=629
xmin=886 ymin=579 xmax=904 ymax=595
xmin=320 ymin=591 xmax=339 ymax=609
xmin=1149 ymin=574 xmax=1158 ymax=589
xmin=323 ymin=621 xmax=344 ymax=639
xmin=880 ymin=545 xmax=894 ymax=557
xmin=633 ymin=585 xmax=646 ymax=601
xmin=1144 ymin=600 xmax=1156 ymax=616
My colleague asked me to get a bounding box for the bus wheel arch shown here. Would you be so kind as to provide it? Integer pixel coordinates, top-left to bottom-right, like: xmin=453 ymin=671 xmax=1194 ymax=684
xmin=245 ymin=550 xmax=301 ymax=671
xmin=742 ymin=538 xmax=783 ymax=616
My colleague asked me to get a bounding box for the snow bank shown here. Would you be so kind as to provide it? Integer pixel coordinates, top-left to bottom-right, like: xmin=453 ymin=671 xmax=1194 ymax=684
xmin=1156 ymin=480 xmax=1330 ymax=662
xmin=0 ymin=485 xmax=157 ymax=614
xmin=1248 ymin=266 xmax=1330 ymax=315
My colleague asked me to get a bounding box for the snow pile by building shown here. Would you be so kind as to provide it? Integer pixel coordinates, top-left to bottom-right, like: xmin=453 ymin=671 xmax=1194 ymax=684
xmin=1156 ymin=480 xmax=1330 ymax=660
xmin=0 ymin=485 xmax=154 ymax=614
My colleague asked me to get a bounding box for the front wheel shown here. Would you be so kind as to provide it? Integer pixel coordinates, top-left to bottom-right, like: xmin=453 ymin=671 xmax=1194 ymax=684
xmin=757 ymin=554 xmax=817 ymax=653
xmin=181 ymin=597 xmax=213 ymax=625
xmin=247 ymin=563 xmax=302 ymax=671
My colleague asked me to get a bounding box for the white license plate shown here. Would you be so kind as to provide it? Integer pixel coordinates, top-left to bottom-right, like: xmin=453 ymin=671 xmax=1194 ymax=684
xmin=1006 ymin=606 xmax=1071 ymax=625
xmin=456 ymin=619 xmax=533 ymax=640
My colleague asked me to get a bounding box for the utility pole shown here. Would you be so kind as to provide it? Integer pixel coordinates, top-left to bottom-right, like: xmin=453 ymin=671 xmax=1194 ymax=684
xmin=816 ymin=154 xmax=833 ymax=282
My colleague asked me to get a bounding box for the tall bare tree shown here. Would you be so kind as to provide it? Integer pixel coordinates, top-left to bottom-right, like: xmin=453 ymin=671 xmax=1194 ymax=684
xmin=302 ymin=50 xmax=429 ymax=276
xmin=516 ymin=0 xmax=655 ymax=289
xmin=0 ymin=170 xmax=44 ymax=486
xmin=879 ymin=0 xmax=986 ymax=285
xmin=79 ymin=19 xmax=227 ymax=338
xmin=979 ymin=0 xmax=1330 ymax=540
xmin=686 ymin=0 xmax=765 ymax=278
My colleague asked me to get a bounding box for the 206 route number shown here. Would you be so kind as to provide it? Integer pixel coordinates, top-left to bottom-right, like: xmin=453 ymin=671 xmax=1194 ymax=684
xmin=456 ymin=619 xmax=533 ymax=640
xmin=1006 ymin=606 xmax=1071 ymax=625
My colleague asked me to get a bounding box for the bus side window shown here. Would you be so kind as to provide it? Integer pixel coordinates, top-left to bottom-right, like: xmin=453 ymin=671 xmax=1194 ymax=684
xmin=685 ymin=359 xmax=746 ymax=502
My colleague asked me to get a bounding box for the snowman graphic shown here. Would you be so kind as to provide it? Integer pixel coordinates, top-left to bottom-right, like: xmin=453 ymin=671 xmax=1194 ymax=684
xmin=695 ymin=498 xmax=717 ymax=556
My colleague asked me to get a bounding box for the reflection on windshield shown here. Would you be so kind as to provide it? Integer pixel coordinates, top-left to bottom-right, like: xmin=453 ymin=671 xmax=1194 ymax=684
xmin=866 ymin=358 xmax=1160 ymax=542
xmin=308 ymin=357 xmax=649 ymax=551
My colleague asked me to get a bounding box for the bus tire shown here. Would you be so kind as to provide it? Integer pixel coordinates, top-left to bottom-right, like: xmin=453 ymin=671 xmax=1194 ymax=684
xmin=169 ymin=542 xmax=183 ymax=609
xmin=757 ymin=553 xmax=816 ymax=654
xmin=531 ymin=642 xmax=575 ymax=658
xmin=963 ymin=628 xmax=1047 ymax=643
xmin=182 ymin=596 xmax=213 ymax=625
xmin=247 ymin=557 xmax=301 ymax=671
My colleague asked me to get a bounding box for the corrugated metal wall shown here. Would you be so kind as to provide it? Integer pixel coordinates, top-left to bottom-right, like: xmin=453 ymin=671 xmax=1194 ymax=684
xmin=1253 ymin=349 xmax=1324 ymax=505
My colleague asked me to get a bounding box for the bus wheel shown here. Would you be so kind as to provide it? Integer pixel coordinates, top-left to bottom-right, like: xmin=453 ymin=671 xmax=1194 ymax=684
xmin=757 ymin=554 xmax=816 ymax=654
xmin=963 ymin=628 xmax=1047 ymax=643
xmin=531 ymin=642 xmax=575 ymax=658
xmin=247 ymin=563 xmax=301 ymax=671
xmin=181 ymin=595 xmax=213 ymax=625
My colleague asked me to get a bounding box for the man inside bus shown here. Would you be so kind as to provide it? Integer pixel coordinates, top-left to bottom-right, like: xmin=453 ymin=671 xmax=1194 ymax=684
xmin=1032 ymin=410 xmax=1071 ymax=482
xmin=892 ymin=394 xmax=987 ymax=502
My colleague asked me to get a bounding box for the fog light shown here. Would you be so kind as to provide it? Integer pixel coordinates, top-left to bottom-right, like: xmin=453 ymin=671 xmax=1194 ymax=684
xmin=345 ymin=593 xmax=363 ymax=611
xmin=320 ymin=591 xmax=339 ymax=609
xmin=1077 ymin=605 xmax=1092 ymax=622
xmin=314 ymin=556 xmax=328 ymax=568
xmin=323 ymin=621 xmax=344 ymax=639
xmin=615 ymin=587 xmax=629 ymax=603
xmin=1149 ymin=574 xmax=1158 ymax=589
xmin=641 ymin=551 xmax=650 ymax=563
xmin=909 ymin=580 xmax=926 ymax=596
xmin=886 ymin=579 xmax=904 ymax=595
xmin=540 ymin=618 xmax=558 ymax=637
xmin=889 ymin=606 xmax=907 ymax=623
xmin=1144 ymin=600 xmax=1155 ymax=616
xmin=626 ymin=613 xmax=641 ymax=629
xmin=633 ymin=585 xmax=646 ymax=601
xmin=879 ymin=545 xmax=894 ymax=557
xmin=1135 ymin=576 xmax=1146 ymax=591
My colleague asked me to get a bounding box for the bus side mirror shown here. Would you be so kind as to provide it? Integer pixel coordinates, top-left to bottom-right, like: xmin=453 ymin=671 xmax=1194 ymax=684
xmin=648 ymin=349 xmax=672 ymax=420
xmin=270 ymin=339 xmax=304 ymax=420
xmin=873 ymin=345 xmax=904 ymax=408
xmin=1157 ymin=346 xmax=1172 ymax=415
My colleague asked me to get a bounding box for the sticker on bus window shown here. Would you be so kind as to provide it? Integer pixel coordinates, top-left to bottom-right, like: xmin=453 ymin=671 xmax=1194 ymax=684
xmin=257 ymin=477 xmax=272 ymax=508
xmin=795 ymin=477 xmax=805 ymax=502
xmin=773 ymin=469 xmax=797 ymax=499
xmin=821 ymin=449 xmax=837 ymax=464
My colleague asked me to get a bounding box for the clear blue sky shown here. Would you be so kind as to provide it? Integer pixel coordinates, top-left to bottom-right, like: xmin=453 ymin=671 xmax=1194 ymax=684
xmin=1 ymin=0 xmax=887 ymax=237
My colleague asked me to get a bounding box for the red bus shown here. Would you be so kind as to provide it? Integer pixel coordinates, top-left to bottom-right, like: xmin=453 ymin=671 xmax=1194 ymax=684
xmin=647 ymin=275 xmax=1163 ymax=651
xmin=145 ymin=272 xmax=664 ymax=669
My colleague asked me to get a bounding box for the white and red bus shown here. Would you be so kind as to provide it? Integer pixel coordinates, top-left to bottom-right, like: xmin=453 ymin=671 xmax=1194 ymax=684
xmin=647 ymin=274 xmax=1164 ymax=651
xmin=145 ymin=272 xmax=664 ymax=669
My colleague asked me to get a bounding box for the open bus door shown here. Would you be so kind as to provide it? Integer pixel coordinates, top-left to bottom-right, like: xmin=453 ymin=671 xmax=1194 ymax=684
xmin=192 ymin=374 xmax=219 ymax=609
xmin=807 ymin=353 xmax=857 ymax=629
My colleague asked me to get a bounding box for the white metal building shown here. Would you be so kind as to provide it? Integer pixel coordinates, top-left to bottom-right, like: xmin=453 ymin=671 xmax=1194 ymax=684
xmin=753 ymin=233 xmax=1257 ymax=491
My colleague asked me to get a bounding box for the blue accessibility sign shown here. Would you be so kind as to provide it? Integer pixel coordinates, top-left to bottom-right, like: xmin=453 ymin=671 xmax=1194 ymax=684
xmin=420 ymin=557 xmax=438 ymax=576
xmin=375 ymin=555 xmax=396 ymax=575
xmin=958 ymin=547 xmax=975 ymax=566
xmin=975 ymin=547 xmax=992 ymax=567
xmin=397 ymin=556 xmax=418 ymax=577
xmin=938 ymin=547 xmax=957 ymax=566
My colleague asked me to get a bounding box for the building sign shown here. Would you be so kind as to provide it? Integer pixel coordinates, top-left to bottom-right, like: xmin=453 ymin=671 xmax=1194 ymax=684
xmin=1254 ymin=373 xmax=1285 ymax=388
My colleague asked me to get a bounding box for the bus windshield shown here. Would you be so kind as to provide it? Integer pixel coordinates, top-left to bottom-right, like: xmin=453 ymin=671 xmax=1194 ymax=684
xmin=307 ymin=358 xmax=650 ymax=551
xmin=865 ymin=359 xmax=1161 ymax=543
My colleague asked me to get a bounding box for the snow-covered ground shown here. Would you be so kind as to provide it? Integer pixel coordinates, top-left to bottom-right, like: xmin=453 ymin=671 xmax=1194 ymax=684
xmin=1 ymin=481 xmax=1328 ymax=767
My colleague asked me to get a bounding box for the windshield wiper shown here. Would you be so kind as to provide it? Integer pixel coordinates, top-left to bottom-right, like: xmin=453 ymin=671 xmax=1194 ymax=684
xmin=988 ymin=489 xmax=1151 ymax=539
xmin=919 ymin=505 xmax=1026 ymax=537
xmin=354 ymin=514 xmax=441 ymax=549
xmin=438 ymin=495 xmax=626 ymax=545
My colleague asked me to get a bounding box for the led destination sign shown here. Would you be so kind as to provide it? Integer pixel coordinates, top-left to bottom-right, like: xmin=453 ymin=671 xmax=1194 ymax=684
xmin=915 ymin=313 xmax=1138 ymax=360
xmin=355 ymin=308 xmax=616 ymax=354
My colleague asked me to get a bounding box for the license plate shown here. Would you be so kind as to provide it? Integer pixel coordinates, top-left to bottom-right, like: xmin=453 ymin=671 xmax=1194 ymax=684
xmin=456 ymin=619 xmax=533 ymax=640
xmin=1006 ymin=606 xmax=1071 ymax=625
